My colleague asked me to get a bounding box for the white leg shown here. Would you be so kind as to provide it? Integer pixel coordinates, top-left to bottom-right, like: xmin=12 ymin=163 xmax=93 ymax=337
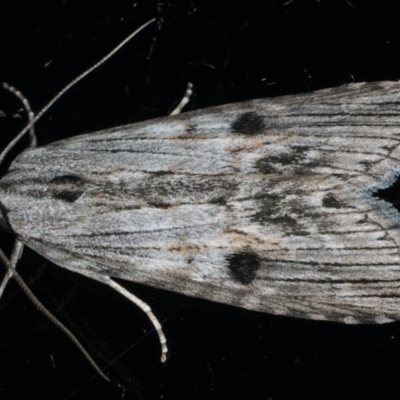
xmin=108 ymin=279 xmax=168 ymax=362
xmin=170 ymin=82 xmax=193 ymax=115
xmin=77 ymin=269 xmax=168 ymax=362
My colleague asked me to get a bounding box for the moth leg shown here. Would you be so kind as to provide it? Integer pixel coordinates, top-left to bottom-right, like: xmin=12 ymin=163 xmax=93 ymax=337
xmin=0 ymin=240 xmax=23 ymax=299
xmin=76 ymin=270 xmax=168 ymax=362
xmin=170 ymin=82 xmax=193 ymax=115
xmin=108 ymin=279 xmax=168 ymax=362
xmin=0 ymin=245 xmax=110 ymax=381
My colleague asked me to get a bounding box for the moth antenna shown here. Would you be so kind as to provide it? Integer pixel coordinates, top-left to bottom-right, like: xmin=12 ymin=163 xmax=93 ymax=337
xmin=2 ymin=83 xmax=37 ymax=147
xmin=170 ymin=82 xmax=194 ymax=115
xmin=0 ymin=18 xmax=156 ymax=166
xmin=0 ymin=84 xmax=37 ymax=299
xmin=0 ymin=238 xmax=24 ymax=298
xmin=0 ymin=245 xmax=110 ymax=382
xmin=0 ymin=240 xmax=22 ymax=298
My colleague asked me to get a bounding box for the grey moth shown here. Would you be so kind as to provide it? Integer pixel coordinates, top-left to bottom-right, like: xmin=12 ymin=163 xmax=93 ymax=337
xmin=1 ymin=80 xmax=400 ymax=326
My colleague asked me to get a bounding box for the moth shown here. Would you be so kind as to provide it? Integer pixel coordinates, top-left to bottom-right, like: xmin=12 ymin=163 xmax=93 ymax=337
xmin=3 ymin=79 xmax=400 ymax=321
xmin=2 ymin=21 xmax=400 ymax=380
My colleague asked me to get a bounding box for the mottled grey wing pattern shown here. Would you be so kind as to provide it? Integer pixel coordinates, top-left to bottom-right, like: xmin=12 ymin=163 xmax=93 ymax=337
xmin=2 ymin=81 xmax=400 ymax=323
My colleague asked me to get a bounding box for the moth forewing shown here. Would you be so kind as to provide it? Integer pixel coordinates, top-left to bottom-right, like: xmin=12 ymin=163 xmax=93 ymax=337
xmin=1 ymin=81 xmax=400 ymax=329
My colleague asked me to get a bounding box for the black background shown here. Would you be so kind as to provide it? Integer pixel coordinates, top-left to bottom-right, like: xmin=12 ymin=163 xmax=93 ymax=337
xmin=1 ymin=1 xmax=400 ymax=399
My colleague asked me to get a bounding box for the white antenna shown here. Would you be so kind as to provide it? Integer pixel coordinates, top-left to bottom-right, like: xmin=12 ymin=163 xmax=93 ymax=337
xmin=0 ymin=18 xmax=155 ymax=166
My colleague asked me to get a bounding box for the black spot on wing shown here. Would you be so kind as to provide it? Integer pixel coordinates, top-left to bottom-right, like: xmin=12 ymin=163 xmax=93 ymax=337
xmin=49 ymin=175 xmax=86 ymax=203
xmin=148 ymin=201 xmax=171 ymax=209
xmin=322 ymin=193 xmax=343 ymax=209
xmin=231 ymin=112 xmax=267 ymax=135
xmin=226 ymin=251 xmax=261 ymax=285
xmin=255 ymin=158 xmax=278 ymax=174
xmin=255 ymin=146 xmax=319 ymax=175
xmin=151 ymin=170 xmax=174 ymax=176
xmin=186 ymin=124 xmax=197 ymax=134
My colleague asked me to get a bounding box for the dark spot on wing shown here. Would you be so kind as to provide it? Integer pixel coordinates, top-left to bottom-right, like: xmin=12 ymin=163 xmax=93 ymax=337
xmin=251 ymin=188 xmax=313 ymax=236
xmin=357 ymin=214 xmax=368 ymax=225
xmin=271 ymin=214 xmax=297 ymax=226
xmin=255 ymin=152 xmax=303 ymax=174
xmin=148 ymin=201 xmax=171 ymax=209
xmin=270 ymin=214 xmax=310 ymax=235
xmin=255 ymin=146 xmax=324 ymax=174
xmin=151 ymin=170 xmax=174 ymax=176
xmin=323 ymin=193 xmax=343 ymax=208
xmin=231 ymin=112 xmax=267 ymax=135
xmin=135 ymin=175 xmax=238 ymax=206
xmin=226 ymin=251 xmax=261 ymax=285
xmin=186 ymin=124 xmax=197 ymax=134
xmin=209 ymin=196 xmax=227 ymax=205
xmin=255 ymin=158 xmax=278 ymax=174
xmin=49 ymin=175 xmax=86 ymax=203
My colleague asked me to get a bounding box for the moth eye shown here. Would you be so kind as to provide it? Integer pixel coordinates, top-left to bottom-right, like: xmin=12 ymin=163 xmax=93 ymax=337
xmin=49 ymin=175 xmax=86 ymax=203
